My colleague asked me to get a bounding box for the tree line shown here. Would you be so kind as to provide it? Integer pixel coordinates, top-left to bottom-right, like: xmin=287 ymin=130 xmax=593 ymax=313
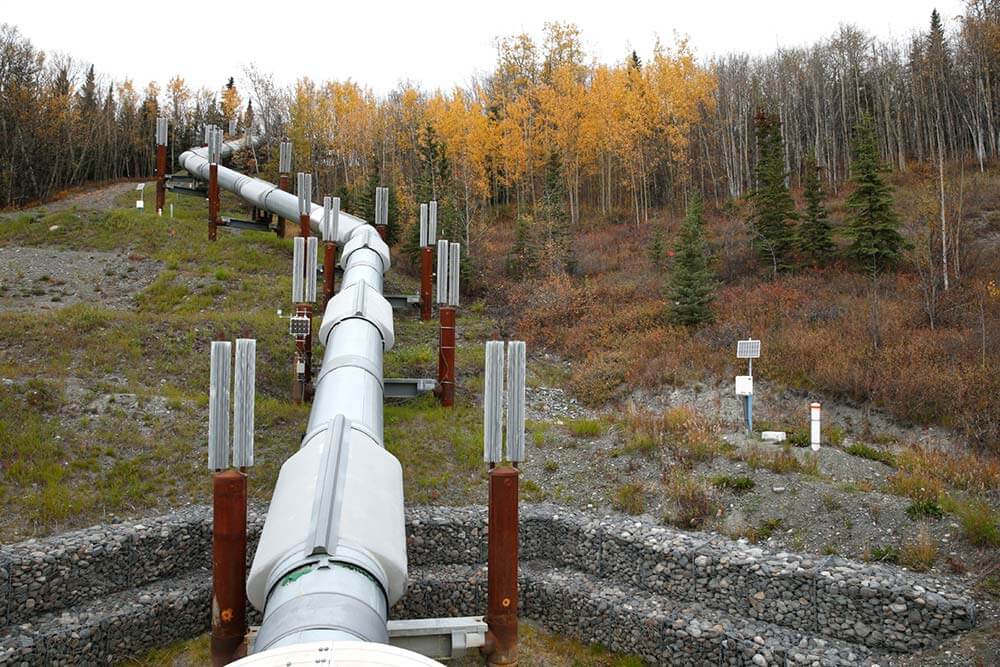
xmin=0 ymin=24 xmax=245 ymax=208
xmin=3 ymin=2 xmax=999 ymax=239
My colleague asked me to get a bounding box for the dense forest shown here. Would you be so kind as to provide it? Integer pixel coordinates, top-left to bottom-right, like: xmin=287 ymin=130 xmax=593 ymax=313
xmin=2 ymin=3 xmax=998 ymax=225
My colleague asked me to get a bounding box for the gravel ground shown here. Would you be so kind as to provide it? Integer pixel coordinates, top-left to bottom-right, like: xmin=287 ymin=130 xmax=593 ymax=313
xmin=2 ymin=181 xmax=140 ymax=217
xmin=0 ymin=246 xmax=161 ymax=312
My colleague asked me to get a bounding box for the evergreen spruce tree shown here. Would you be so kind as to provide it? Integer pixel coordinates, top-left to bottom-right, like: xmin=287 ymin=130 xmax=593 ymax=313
xmin=649 ymin=225 xmax=665 ymax=268
xmin=668 ymin=191 xmax=717 ymax=326
xmin=78 ymin=65 xmax=97 ymax=114
xmin=505 ymin=216 xmax=538 ymax=280
xmin=539 ymin=152 xmax=574 ymax=274
xmin=749 ymin=110 xmax=797 ymax=274
xmin=845 ymin=114 xmax=908 ymax=273
xmin=798 ymin=153 xmax=835 ymax=265
xmin=355 ymin=156 xmax=400 ymax=245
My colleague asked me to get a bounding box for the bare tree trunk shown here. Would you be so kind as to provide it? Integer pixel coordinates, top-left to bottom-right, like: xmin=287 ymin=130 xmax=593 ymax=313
xmin=938 ymin=118 xmax=949 ymax=291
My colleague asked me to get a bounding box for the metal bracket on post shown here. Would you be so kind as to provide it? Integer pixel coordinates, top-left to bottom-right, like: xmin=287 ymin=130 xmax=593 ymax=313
xmin=276 ymin=140 xmax=292 ymax=237
xmin=428 ymin=200 xmax=438 ymax=246
xmin=375 ymin=186 xmax=389 ymax=241
xmin=297 ymin=172 xmax=312 ymax=238
xmin=232 ymin=338 xmax=256 ymax=469
xmin=208 ymin=341 xmax=232 ymax=472
xmin=417 ymin=203 xmax=433 ymax=321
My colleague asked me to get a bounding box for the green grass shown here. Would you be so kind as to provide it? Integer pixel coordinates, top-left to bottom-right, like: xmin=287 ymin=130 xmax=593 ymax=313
xmin=738 ymin=517 xmax=784 ymax=544
xmin=867 ymin=544 xmax=900 ymax=564
xmin=0 ymin=188 xmax=498 ymax=538
xmin=612 ymin=482 xmax=645 ymax=515
xmin=711 ymin=474 xmax=755 ymax=493
xmin=565 ymin=418 xmax=606 ymax=438
xmin=846 ymin=442 xmax=897 ymax=467
xmin=743 ymin=445 xmax=821 ymax=477
xmin=383 ymin=395 xmax=485 ymax=504
xmin=905 ymin=499 xmax=945 ymax=520
xmin=0 ymin=199 xmax=318 ymax=538
xmin=941 ymin=496 xmax=1000 ymax=547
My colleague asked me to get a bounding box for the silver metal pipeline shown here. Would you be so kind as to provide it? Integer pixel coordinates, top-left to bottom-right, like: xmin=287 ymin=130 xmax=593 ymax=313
xmin=179 ymin=141 xmax=368 ymax=245
xmin=181 ymin=137 xmax=408 ymax=659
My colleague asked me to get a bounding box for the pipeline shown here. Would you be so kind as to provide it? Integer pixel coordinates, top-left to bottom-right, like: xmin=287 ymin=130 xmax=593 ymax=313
xmin=179 ymin=141 xmax=369 ymax=245
xmin=181 ymin=139 xmax=423 ymax=664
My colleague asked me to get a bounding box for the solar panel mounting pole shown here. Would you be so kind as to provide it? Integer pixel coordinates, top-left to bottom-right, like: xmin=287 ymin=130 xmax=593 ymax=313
xmin=736 ymin=339 xmax=760 ymax=434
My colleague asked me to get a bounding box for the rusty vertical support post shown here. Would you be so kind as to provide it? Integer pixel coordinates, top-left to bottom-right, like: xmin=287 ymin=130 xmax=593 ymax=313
xmin=155 ymin=117 xmax=168 ymax=216
xmin=156 ymin=144 xmax=166 ymax=214
xmin=212 ymin=469 xmax=248 ymax=666
xmin=299 ymin=212 xmax=310 ymax=240
xmin=209 ymin=162 xmax=219 ymax=241
xmin=438 ymin=306 xmax=456 ymax=407
xmin=323 ymin=242 xmax=336 ymax=307
xmin=485 ymin=466 xmax=519 ymax=666
xmin=420 ymin=246 xmax=433 ymax=321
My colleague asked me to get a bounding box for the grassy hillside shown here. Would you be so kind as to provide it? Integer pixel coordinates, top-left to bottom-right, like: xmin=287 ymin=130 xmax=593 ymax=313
xmin=0 ymin=186 xmax=496 ymax=540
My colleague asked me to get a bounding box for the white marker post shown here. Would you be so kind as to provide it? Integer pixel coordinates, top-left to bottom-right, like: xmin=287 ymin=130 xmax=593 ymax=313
xmin=810 ymin=402 xmax=821 ymax=451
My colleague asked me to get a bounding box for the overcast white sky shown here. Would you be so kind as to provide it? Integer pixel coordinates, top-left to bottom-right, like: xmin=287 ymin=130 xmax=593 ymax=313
xmin=5 ymin=0 xmax=967 ymax=95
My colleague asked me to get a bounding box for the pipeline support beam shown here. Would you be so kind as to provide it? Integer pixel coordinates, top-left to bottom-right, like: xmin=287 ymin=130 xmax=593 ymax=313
xmin=420 ymin=247 xmax=432 ymax=321
xmin=438 ymin=306 xmax=456 ymax=407
xmin=484 ymin=466 xmax=519 ymax=666
xmin=212 ymin=470 xmax=248 ymax=666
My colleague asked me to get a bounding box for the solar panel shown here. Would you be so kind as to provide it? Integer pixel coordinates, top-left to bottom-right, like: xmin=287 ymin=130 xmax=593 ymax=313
xmin=736 ymin=339 xmax=761 ymax=359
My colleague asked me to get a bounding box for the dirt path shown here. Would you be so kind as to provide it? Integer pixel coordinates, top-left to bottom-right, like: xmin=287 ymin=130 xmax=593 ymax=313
xmin=2 ymin=180 xmax=143 ymax=217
